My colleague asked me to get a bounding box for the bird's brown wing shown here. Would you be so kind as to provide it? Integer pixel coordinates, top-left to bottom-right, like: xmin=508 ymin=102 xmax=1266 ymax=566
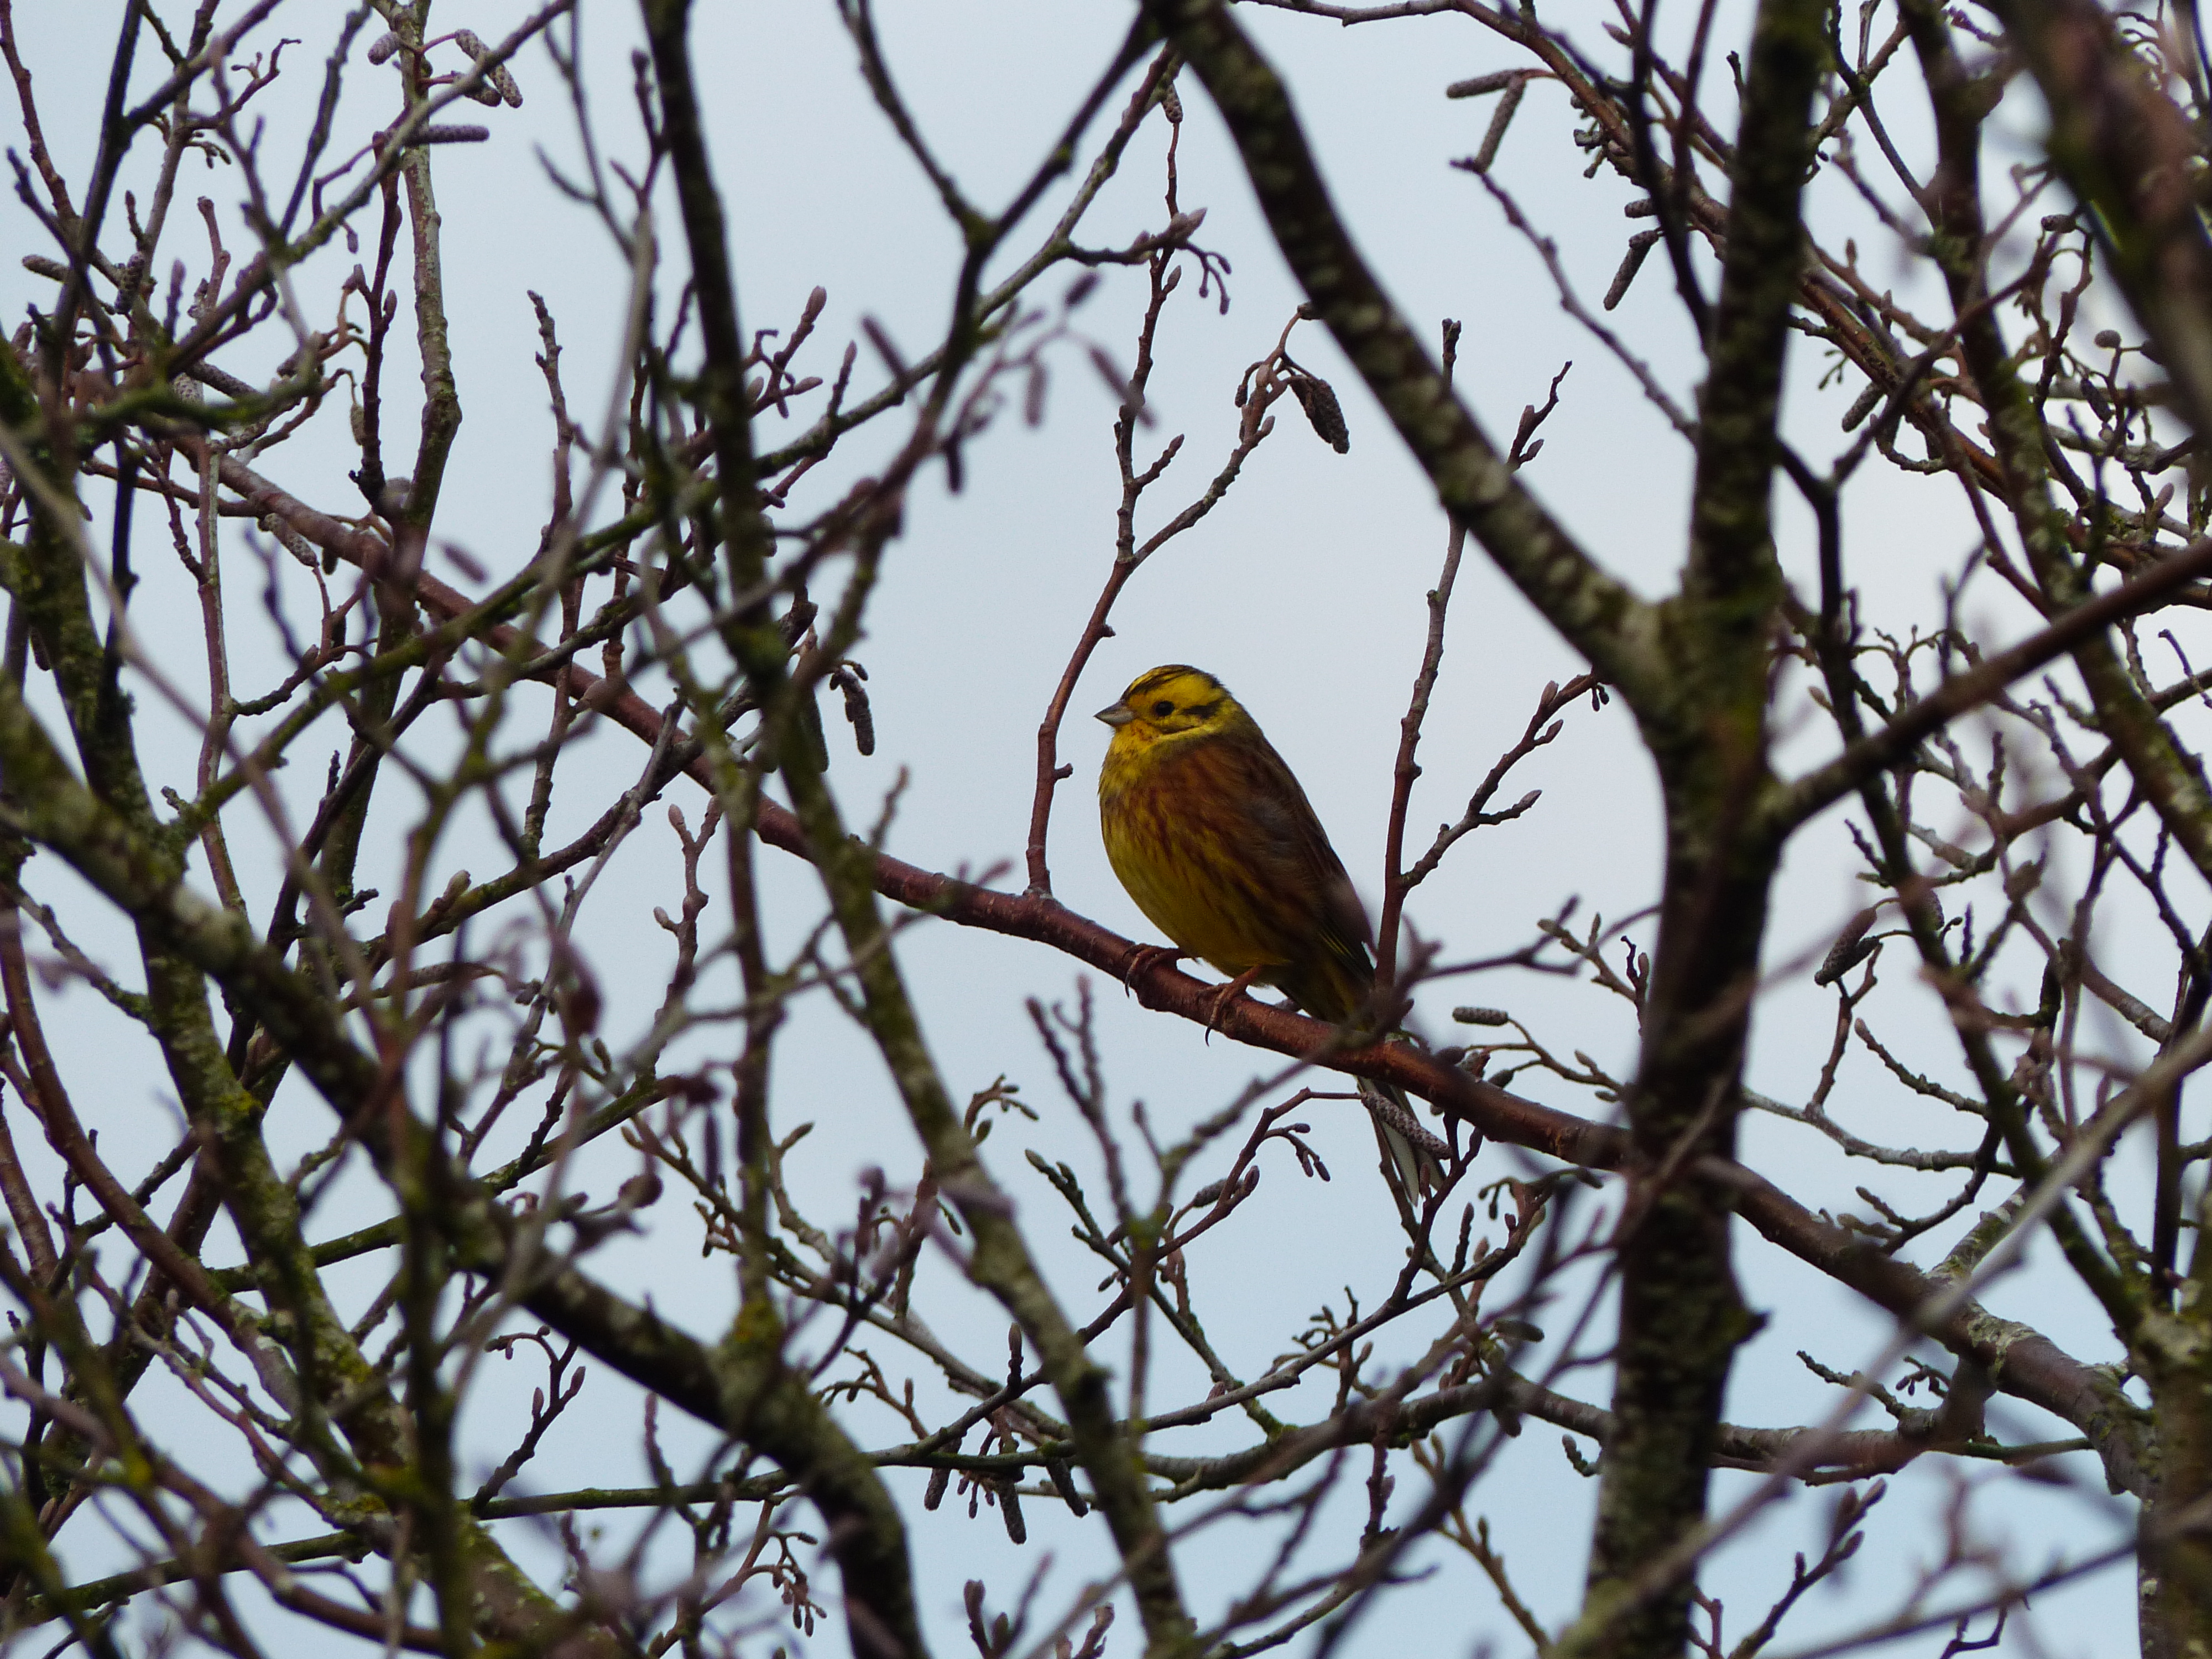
xmin=1224 ymin=732 xmax=1446 ymax=1196
xmin=1229 ymin=734 xmax=1379 ymax=1024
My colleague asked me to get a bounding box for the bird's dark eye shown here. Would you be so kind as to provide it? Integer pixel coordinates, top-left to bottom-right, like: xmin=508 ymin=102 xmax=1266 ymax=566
xmin=1151 ymin=700 xmax=1175 ymax=718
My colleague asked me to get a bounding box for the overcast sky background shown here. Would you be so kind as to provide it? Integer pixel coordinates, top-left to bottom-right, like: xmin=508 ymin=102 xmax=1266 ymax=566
xmin=0 ymin=2 xmax=2191 ymax=1655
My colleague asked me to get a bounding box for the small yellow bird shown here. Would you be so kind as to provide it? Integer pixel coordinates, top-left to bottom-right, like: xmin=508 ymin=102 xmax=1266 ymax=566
xmin=1095 ymin=664 xmax=1447 ymax=1199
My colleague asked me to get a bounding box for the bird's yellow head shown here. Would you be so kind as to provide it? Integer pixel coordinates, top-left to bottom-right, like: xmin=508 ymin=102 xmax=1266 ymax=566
xmin=1095 ymin=665 xmax=1244 ymax=748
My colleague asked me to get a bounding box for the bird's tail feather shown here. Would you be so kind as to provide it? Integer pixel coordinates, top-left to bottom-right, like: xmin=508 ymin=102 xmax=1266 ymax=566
xmin=1358 ymin=1078 xmax=1461 ymax=1203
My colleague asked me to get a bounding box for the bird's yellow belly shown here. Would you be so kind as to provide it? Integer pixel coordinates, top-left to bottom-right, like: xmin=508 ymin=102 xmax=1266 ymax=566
xmin=1100 ymin=773 xmax=1291 ymax=976
xmin=1113 ymin=854 xmax=1284 ymax=974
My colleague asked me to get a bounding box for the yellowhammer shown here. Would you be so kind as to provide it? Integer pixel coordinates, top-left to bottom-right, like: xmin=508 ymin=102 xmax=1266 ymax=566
xmin=1095 ymin=664 xmax=1448 ymax=1199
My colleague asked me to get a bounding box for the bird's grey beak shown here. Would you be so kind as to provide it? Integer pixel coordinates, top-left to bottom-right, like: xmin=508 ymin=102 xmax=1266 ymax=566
xmin=1095 ymin=703 xmax=1136 ymax=728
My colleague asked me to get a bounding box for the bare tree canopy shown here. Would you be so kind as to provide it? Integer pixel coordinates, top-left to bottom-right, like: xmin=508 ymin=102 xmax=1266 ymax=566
xmin=7 ymin=1 xmax=2212 ymax=1656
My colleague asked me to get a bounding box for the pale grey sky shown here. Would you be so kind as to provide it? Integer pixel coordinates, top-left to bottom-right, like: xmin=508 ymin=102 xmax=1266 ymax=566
xmin=0 ymin=3 xmax=2173 ymax=1655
